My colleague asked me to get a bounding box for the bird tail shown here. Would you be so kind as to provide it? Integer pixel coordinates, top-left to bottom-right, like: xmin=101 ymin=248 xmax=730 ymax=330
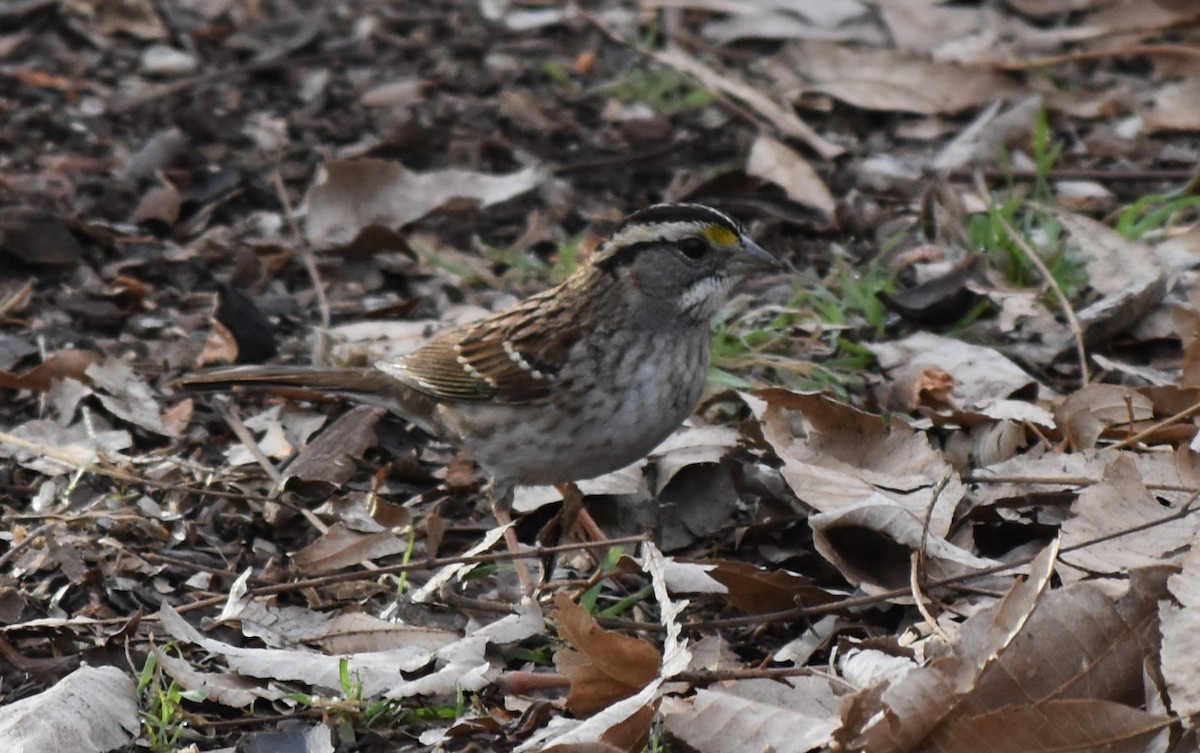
xmin=171 ymin=365 xmax=443 ymax=434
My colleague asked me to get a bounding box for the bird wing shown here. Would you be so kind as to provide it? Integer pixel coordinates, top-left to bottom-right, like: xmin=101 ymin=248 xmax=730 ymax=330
xmin=377 ymin=290 xmax=581 ymax=405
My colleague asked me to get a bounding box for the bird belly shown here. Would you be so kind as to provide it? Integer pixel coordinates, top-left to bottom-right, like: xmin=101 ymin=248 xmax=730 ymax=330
xmin=443 ymin=335 xmax=708 ymax=486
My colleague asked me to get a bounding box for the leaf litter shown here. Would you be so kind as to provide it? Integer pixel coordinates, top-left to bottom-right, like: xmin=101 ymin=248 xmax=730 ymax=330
xmin=4 ymin=0 xmax=1200 ymax=751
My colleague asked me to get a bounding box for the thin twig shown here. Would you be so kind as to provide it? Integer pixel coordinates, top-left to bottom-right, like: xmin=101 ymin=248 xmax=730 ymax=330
xmin=165 ymin=534 xmax=649 ymax=614
xmin=913 ymin=473 xmax=954 ymax=642
xmin=270 ymin=159 xmax=331 ymax=365
xmin=982 ymin=177 xmax=1089 ymax=385
xmin=0 ymin=523 xmax=49 ymax=570
xmin=214 ymin=399 xmax=282 ymax=486
xmin=1106 ymin=398 xmax=1200 ymax=451
xmin=911 ymin=551 xmax=950 ymax=642
xmin=963 ymin=473 xmax=1198 ymax=493
xmin=996 ymin=43 xmax=1200 ymax=72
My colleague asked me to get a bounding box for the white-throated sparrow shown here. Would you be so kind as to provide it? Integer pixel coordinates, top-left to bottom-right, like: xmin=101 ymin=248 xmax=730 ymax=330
xmin=178 ymin=203 xmax=780 ymax=547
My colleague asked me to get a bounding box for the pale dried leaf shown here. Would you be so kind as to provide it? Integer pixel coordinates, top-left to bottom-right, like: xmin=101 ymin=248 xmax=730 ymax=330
xmin=746 ymin=134 xmax=836 ymax=215
xmin=235 ymin=599 xmax=457 ymax=654
xmin=1059 ymin=455 xmax=1199 ymax=581
xmin=87 ymin=358 xmax=184 ymax=437
xmin=159 ymin=601 xmax=439 ymax=696
xmin=155 ymin=647 xmax=284 ymax=707
xmin=652 ymin=424 xmax=741 ymax=493
xmin=933 ymin=95 xmax=1042 ymax=171
xmin=411 ymin=524 xmax=511 ymax=601
xmin=869 ymin=331 xmax=1049 ymax=409
xmin=387 ymin=604 xmax=544 ymax=700
xmin=703 ymin=6 xmax=883 ymax=45
xmin=661 ymin=677 xmax=841 ymax=753
xmin=0 ymin=418 xmax=132 ymax=476
xmin=776 ymin=41 xmax=1022 ymax=115
xmin=303 ymin=158 xmax=546 ymax=247
xmin=1161 ymin=541 xmax=1200 ymax=717
xmin=532 ymin=678 xmax=663 ymax=752
xmin=0 ymin=665 xmax=138 ymax=752
xmin=661 ymin=559 xmax=726 ymax=594
xmin=641 ymin=543 xmax=691 ymax=678
xmin=877 ymin=1 xmax=992 ymax=56
xmin=359 ymin=77 xmax=427 ymax=108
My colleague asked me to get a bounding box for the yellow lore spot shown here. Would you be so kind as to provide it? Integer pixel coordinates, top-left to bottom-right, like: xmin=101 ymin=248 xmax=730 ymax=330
xmin=701 ymin=225 xmax=738 ymax=247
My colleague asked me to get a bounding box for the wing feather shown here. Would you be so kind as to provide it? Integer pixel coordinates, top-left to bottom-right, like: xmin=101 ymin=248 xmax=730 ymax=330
xmin=377 ymin=286 xmax=585 ymax=405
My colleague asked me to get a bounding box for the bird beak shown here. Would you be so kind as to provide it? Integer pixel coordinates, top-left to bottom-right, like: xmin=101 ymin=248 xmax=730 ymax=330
xmin=732 ymin=238 xmax=783 ymax=272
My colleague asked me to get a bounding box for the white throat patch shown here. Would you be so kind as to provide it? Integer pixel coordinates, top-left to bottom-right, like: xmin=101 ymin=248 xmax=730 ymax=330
xmin=678 ymin=274 xmax=730 ymax=317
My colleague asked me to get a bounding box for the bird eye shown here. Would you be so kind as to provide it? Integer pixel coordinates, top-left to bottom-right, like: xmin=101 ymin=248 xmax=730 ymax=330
xmin=679 ymin=238 xmax=708 ymax=260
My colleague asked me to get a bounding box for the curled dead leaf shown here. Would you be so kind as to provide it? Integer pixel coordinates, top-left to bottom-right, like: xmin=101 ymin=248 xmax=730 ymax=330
xmin=551 ymin=594 xmax=660 ymax=717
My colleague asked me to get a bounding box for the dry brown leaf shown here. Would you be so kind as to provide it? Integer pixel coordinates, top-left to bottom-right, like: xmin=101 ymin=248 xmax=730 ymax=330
xmin=282 ymin=405 xmax=384 ymax=488
xmin=757 ymin=389 xmax=964 ymax=535
xmin=359 ymin=77 xmax=427 ymax=108
xmin=849 ymin=543 xmax=1058 ymax=751
xmin=668 ymin=0 xmax=883 ymax=45
xmin=231 ymin=600 xmax=456 ymax=655
xmin=540 ymin=745 xmax=626 ymax=753
xmin=1005 ymin=0 xmax=1107 ymax=17
xmin=1044 ymin=207 xmax=1171 ymax=346
xmin=931 ymin=699 xmax=1171 ymax=753
xmin=73 ymin=0 xmax=168 ymax=39
xmin=1083 ymin=0 xmax=1200 ymax=40
xmin=1046 ymin=206 xmax=1166 ymax=299
xmin=0 ymin=417 xmax=133 ymax=477
xmin=160 ymin=600 xmax=541 ymax=700
xmin=0 ymin=348 xmax=103 ymax=391
xmin=130 ymin=181 xmax=183 ymax=225
xmin=877 ymin=254 xmax=988 ymax=329
xmin=877 ymin=1 xmax=992 ymax=56
xmin=1053 ymin=384 xmax=1154 ymax=451
xmin=652 ymin=425 xmax=741 ymax=493
xmin=703 ymin=559 xmax=834 ymax=614
xmin=0 ymin=206 xmax=85 ymax=267
xmin=849 ymin=548 xmax=1174 ymax=752
xmin=971 ymin=446 xmax=1200 ymax=511
xmin=552 ymin=594 xmax=661 ymax=717
xmin=809 ymin=497 xmax=999 ymax=591
xmin=933 ymin=95 xmax=1042 ymax=170
xmin=290 ymin=522 xmax=412 ymax=575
